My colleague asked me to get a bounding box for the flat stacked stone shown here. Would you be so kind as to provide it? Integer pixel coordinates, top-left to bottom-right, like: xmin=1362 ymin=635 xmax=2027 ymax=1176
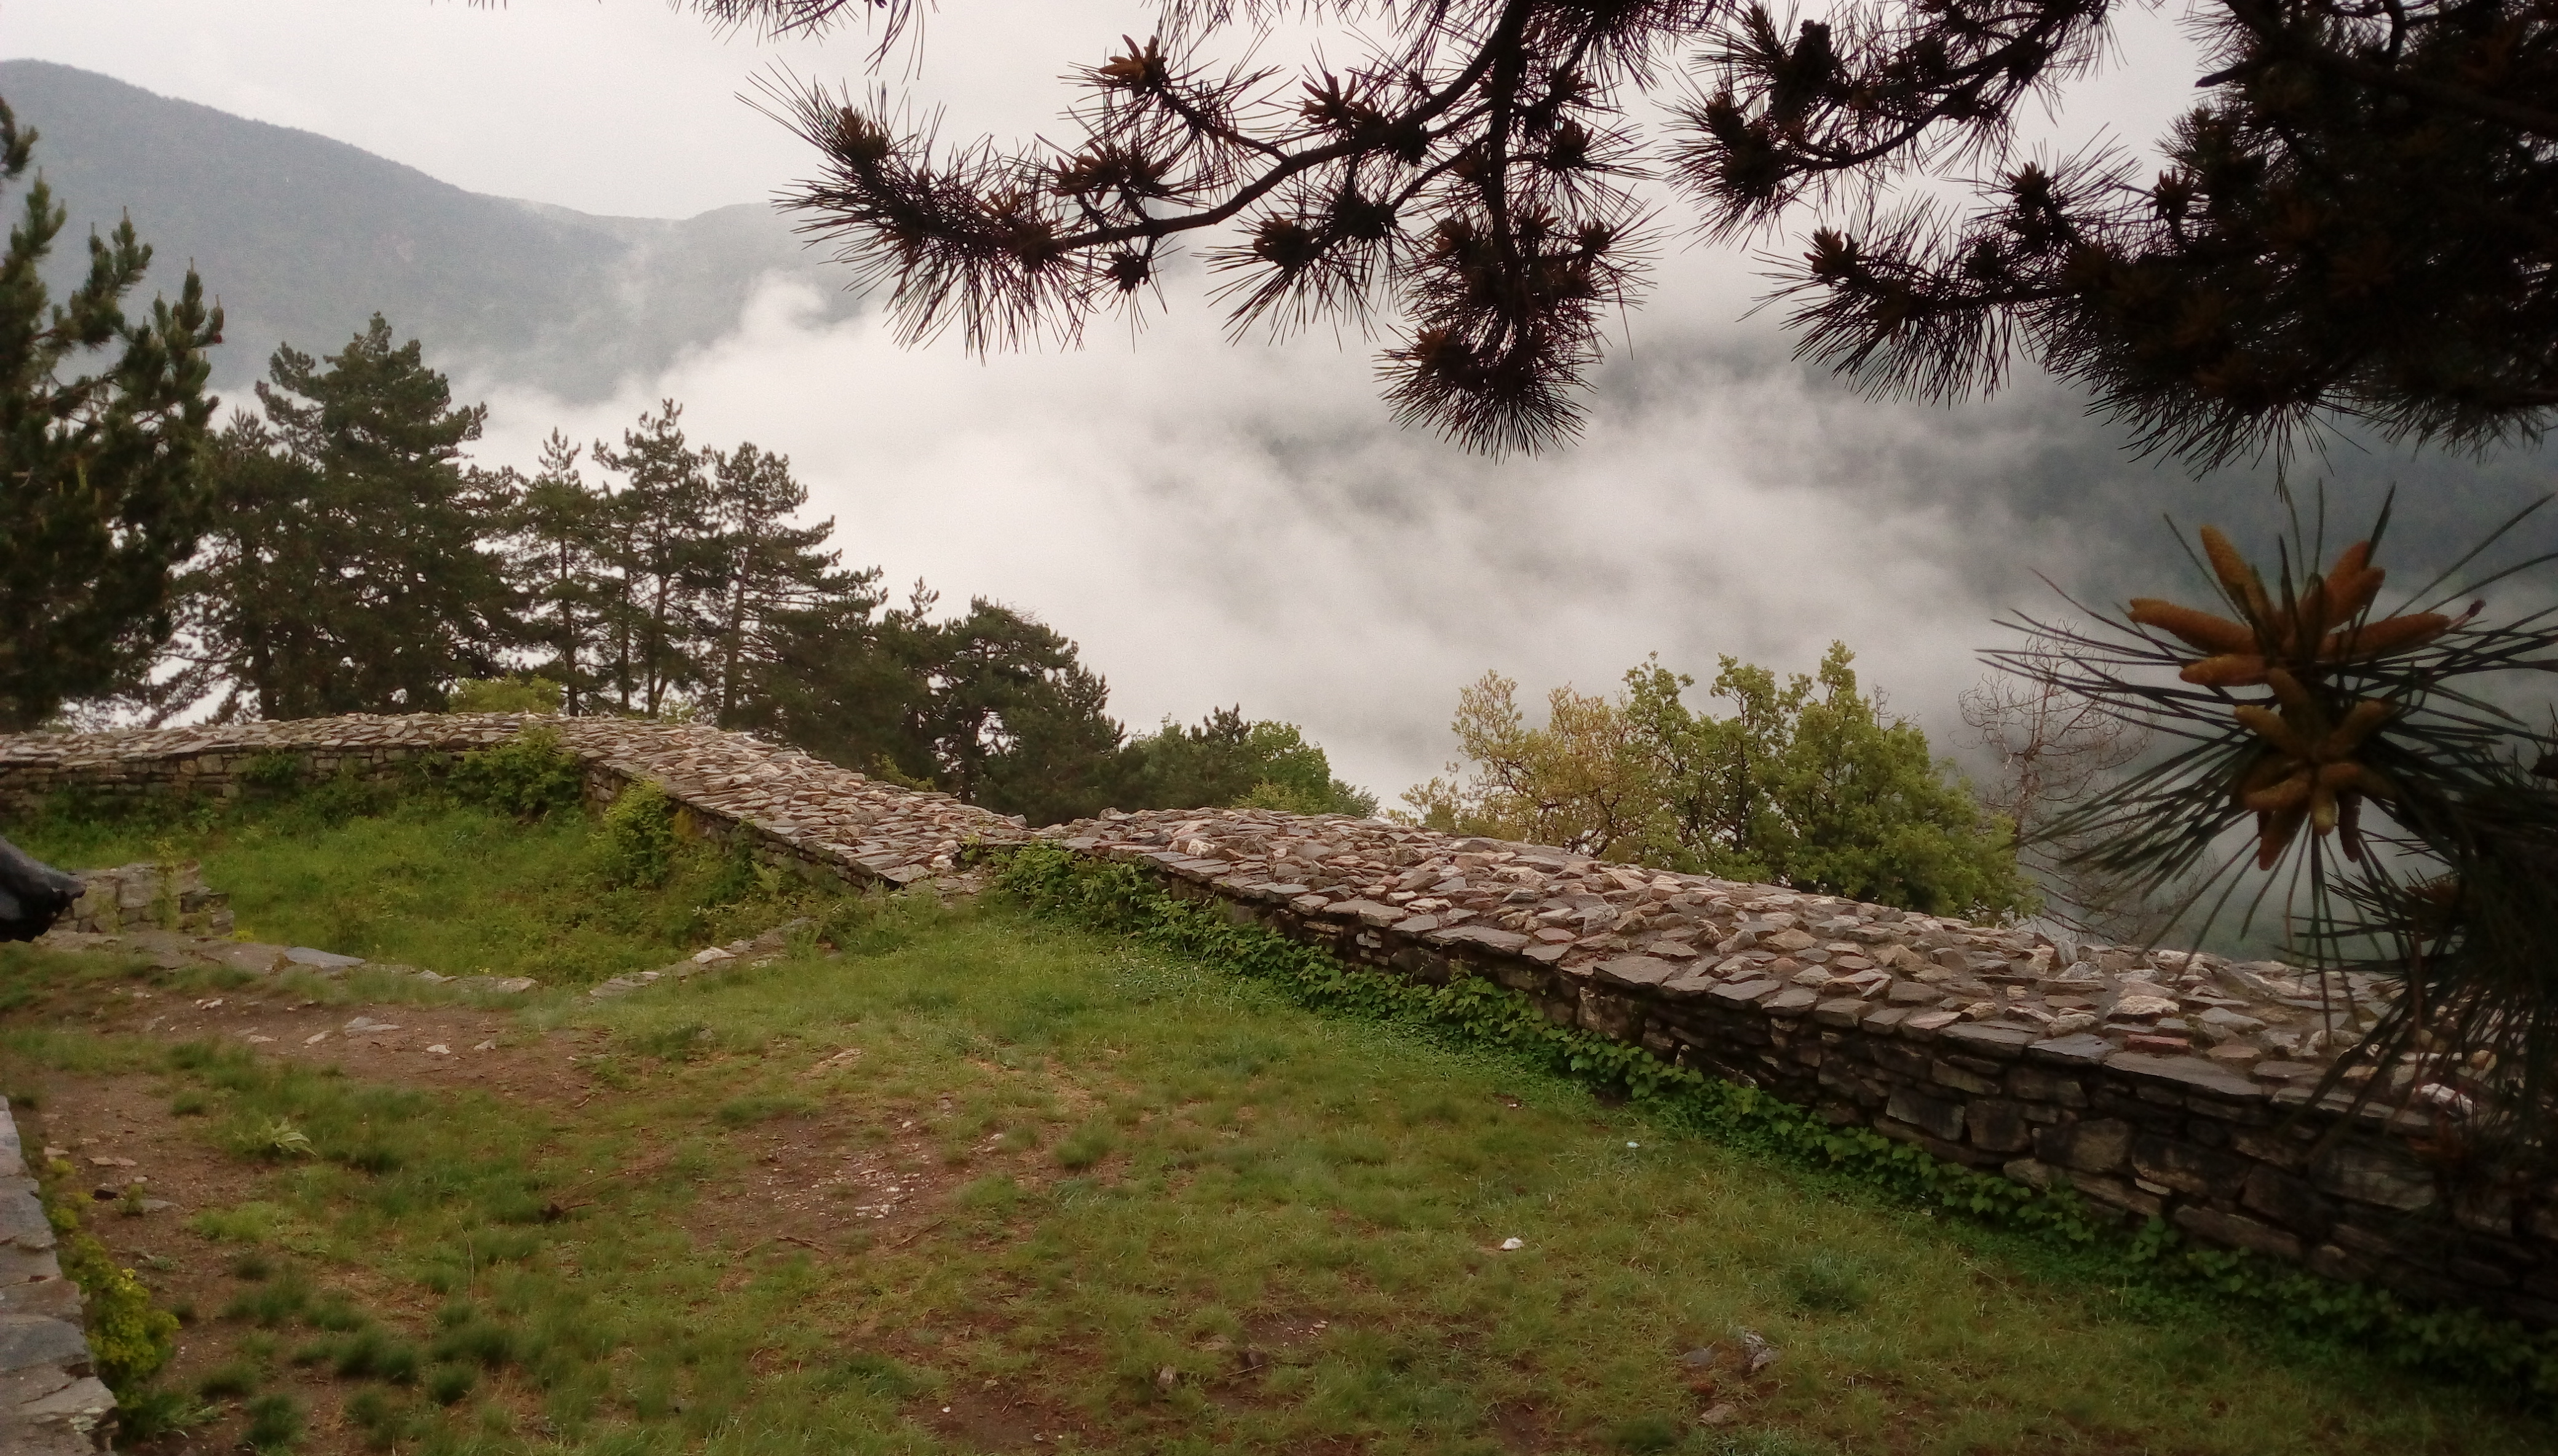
xmin=0 ymin=1099 xmax=114 ymax=1453
xmin=0 ymin=714 xmax=1029 ymax=890
xmin=1041 ymin=805 xmax=2388 ymax=1085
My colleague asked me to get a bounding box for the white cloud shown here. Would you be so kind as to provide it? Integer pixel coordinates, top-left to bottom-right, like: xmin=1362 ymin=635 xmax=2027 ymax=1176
xmin=470 ymin=274 xmax=2109 ymax=800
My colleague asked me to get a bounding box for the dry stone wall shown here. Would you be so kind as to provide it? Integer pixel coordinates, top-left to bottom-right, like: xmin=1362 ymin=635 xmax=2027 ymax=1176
xmin=2 ymin=715 xmax=2551 ymax=1328
xmin=0 ymin=714 xmax=1028 ymax=890
xmin=0 ymin=1099 xmax=115 ymax=1453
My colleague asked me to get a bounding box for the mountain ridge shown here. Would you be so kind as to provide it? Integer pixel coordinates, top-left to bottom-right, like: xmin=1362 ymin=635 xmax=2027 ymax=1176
xmin=0 ymin=58 xmax=857 ymax=398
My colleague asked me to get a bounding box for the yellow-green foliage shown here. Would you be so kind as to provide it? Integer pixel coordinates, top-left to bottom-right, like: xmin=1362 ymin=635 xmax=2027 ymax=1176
xmin=448 ymin=675 xmax=565 ymax=714
xmin=598 ymin=777 xmax=679 ymax=888
xmin=46 ymin=1197 xmax=178 ymax=1392
xmin=1401 ymin=643 xmax=2033 ymax=920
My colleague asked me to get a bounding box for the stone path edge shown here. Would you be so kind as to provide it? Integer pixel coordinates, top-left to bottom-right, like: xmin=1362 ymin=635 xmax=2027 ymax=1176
xmin=0 ymin=1098 xmax=116 ymax=1452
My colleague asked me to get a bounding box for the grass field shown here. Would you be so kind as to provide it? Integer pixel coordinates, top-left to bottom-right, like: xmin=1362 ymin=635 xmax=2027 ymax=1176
xmin=2 ymin=794 xmax=2551 ymax=1454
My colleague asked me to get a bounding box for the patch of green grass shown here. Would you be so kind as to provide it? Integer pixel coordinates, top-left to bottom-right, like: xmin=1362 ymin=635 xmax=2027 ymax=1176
xmin=9 ymin=790 xmax=2549 ymax=1455
xmin=6 ymin=790 xmax=834 ymax=986
xmin=242 ymin=1390 xmax=303 ymax=1450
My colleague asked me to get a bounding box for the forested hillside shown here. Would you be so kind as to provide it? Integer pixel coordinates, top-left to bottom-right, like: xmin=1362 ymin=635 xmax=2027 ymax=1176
xmin=0 ymin=59 xmax=853 ymax=398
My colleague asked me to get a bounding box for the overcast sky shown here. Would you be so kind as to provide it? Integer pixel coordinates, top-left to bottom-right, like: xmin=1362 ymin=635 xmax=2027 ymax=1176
xmin=7 ymin=1 xmax=2540 ymax=802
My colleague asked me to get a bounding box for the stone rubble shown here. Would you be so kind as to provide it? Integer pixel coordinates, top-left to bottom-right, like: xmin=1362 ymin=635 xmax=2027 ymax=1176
xmin=56 ymin=862 xmax=231 ymax=938
xmin=27 ymin=926 xmax=538 ymax=999
xmin=588 ymin=919 xmax=814 ymax=1000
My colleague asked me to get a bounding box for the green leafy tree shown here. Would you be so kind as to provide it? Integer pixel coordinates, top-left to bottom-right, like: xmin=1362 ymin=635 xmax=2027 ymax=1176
xmin=0 ymin=97 xmax=223 ymax=728
xmin=1406 ymin=645 xmax=2032 ymax=919
xmin=1123 ymin=706 xmax=1377 ymax=817
xmin=194 ymin=315 xmax=510 ymax=718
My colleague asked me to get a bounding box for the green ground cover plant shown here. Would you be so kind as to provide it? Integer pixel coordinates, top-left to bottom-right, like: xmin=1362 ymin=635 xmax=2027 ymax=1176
xmin=0 ymin=791 xmax=2551 ymax=1452
xmin=5 ymin=772 xmax=830 ymax=987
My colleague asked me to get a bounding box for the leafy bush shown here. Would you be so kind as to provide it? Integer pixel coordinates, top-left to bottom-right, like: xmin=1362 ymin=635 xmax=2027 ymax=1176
xmin=450 ymin=724 xmax=586 ymax=820
xmin=449 ymin=675 xmax=564 ymax=714
xmin=46 ymin=1200 xmax=178 ymax=1391
xmin=596 ymin=778 xmax=678 ymax=888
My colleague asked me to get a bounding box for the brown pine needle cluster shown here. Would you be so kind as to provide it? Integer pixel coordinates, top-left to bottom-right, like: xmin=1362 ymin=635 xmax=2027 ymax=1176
xmin=2128 ymin=528 xmax=2465 ymax=868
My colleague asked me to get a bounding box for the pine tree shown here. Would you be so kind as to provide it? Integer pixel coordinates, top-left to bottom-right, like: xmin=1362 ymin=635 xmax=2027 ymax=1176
xmin=195 ymin=316 xmax=510 ymax=718
xmin=0 ymin=97 xmax=223 ymax=729
xmin=699 ymin=0 xmax=2558 ymax=464
xmin=592 ymin=402 xmax=721 ymax=716
xmin=702 ymin=441 xmax=870 ymax=727
xmin=506 ymin=430 xmax=614 ymax=715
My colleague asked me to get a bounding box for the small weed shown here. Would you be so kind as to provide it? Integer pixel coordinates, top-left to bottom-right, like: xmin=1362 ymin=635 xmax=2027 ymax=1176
xmin=224 ymin=1273 xmax=312 ymax=1328
xmin=715 ymin=1091 xmax=814 ymax=1126
xmin=1609 ymin=1412 xmax=1687 ymax=1453
xmin=243 ymin=1391 xmax=304 ymax=1450
xmin=170 ymin=1089 xmax=208 ymax=1116
xmin=628 ymin=1021 xmax=713 ymax=1062
xmin=306 ymin=1293 xmax=366 ymax=1331
xmin=255 ymin=1117 xmax=314 ymax=1159
xmin=429 ymin=1318 xmax=518 ymax=1369
xmin=331 ymin=1326 xmax=422 ymax=1383
xmin=346 ymin=1387 xmax=412 ymax=1450
xmin=227 ymin=1250 xmax=273 ymax=1281
xmin=822 ymin=1351 xmax=926 ymax=1399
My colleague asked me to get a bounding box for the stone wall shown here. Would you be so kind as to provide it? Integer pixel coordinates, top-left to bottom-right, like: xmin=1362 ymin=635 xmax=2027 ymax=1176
xmin=0 ymin=714 xmax=1026 ymax=892
xmin=0 ymin=1099 xmax=115 ymax=1453
xmin=1045 ymin=808 xmax=2558 ymax=1330
xmin=2 ymin=715 xmax=2551 ymax=1329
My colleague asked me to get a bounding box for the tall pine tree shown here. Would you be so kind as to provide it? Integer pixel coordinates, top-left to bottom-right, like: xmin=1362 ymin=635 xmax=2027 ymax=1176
xmin=195 ymin=315 xmax=510 ymax=718
xmin=0 ymin=98 xmax=224 ymax=729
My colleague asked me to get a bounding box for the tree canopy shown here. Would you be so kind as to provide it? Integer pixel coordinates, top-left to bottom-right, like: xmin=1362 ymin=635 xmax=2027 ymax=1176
xmin=1404 ymin=644 xmax=2033 ymax=919
xmin=687 ymin=0 xmax=2558 ymax=464
xmin=0 ymin=97 xmax=223 ymax=730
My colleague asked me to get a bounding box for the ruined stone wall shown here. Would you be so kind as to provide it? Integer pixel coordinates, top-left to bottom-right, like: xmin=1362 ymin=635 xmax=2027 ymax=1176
xmin=4 ymin=716 xmax=2551 ymax=1328
xmin=0 ymin=715 xmax=1026 ymax=892
xmin=1047 ymin=809 xmax=2558 ymax=1331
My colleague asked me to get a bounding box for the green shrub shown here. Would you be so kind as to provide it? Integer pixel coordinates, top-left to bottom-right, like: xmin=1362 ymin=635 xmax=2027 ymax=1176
xmin=597 ymin=778 xmax=678 ymax=888
xmin=451 ymin=724 xmax=586 ymax=820
xmin=244 ymin=1391 xmax=304 ymax=1450
xmin=449 ymin=675 xmax=565 ymax=714
xmin=47 ymin=1201 xmax=178 ymax=1392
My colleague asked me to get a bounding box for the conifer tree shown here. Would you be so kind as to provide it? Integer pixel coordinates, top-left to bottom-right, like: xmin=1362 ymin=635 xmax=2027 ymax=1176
xmin=694 ymin=0 xmax=2558 ymax=464
xmin=703 ymin=441 xmax=871 ymax=727
xmin=195 ymin=315 xmax=510 ymax=718
xmin=591 ymin=402 xmax=721 ymax=716
xmin=508 ymin=430 xmax=612 ymax=714
xmin=0 ymin=97 xmax=223 ymax=729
